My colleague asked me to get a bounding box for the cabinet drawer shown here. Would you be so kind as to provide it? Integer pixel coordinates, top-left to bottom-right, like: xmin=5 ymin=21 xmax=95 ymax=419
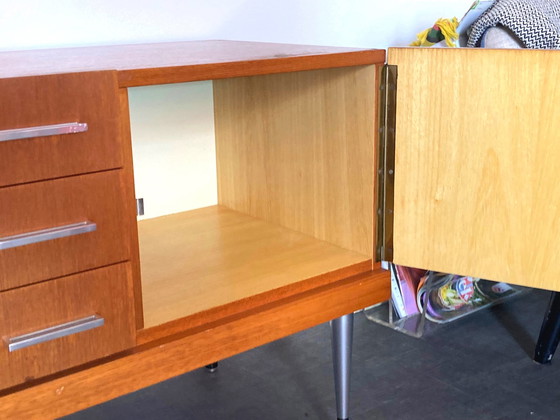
xmin=0 ymin=170 xmax=131 ymax=291
xmin=0 ymin=263 xmax=135 ymax=390
xmin=0 ymin=71 xmax=123 ymax=187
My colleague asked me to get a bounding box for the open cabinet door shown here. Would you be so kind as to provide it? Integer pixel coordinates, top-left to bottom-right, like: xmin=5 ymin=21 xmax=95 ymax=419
xmin=388 ymin=47 xmax=560 ymax=291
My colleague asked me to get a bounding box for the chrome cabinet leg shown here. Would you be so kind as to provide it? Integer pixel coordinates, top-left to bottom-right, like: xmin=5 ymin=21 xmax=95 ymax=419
xmin=205 ymin=362 xmax=219 ymax=372
xmin=331 ymin=313 xmax=354 ymax=420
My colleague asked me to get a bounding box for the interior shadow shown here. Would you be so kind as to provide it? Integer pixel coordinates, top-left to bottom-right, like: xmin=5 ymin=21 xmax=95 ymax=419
xmin=489 ymin=294 xmax=541 ymax=360
xmin=254 ymin=330 xmax=333 ymax=419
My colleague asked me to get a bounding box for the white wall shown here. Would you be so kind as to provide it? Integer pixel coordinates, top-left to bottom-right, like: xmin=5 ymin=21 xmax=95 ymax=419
xmin=1 ymin=1 xmax=471 ymax=51
xmin=128 ymin=82 xmax=217 ymax=219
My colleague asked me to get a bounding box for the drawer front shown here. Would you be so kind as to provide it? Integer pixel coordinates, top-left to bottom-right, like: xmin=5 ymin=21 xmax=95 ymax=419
xmin=0 ymin=71 xmax=123 ymax=187
xmin=0 ymin=263 xmax=135 ymax=390
xmin=0 ymin=170 xmax=131 ymax=291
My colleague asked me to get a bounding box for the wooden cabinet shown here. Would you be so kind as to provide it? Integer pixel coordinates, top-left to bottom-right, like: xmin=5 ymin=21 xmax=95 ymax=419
xmin=1 ymin=40 xmax=556 ymax=419
xmin=0 ymin=42 xmax=389 ymax=418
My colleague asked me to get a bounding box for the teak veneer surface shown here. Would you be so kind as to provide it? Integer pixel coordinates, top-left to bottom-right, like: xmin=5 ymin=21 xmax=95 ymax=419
xmin=0 ymin=71 xmax=123 ymax=187
xmin=139 ymin=205 xmax=372 ymax=328
xmin=118 ymin=88 xmax=145 ymax=330
xmin=0 ymin=170 xmax=131 ymax=291
xmin=389 ymin=47 xmax=560 ymax=291
xmin=0 ymin=40 xmax=385 ymax=87
xmin=0 ymin=263 xmax=135 ymax=390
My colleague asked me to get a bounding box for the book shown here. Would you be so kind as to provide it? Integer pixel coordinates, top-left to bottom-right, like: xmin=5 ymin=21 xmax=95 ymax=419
xmin=390 ymin=263 xmax=426 ymax=317
xmin=390 ymin=264 xmax=407 ymax=318
xmin=395 ymin=264 xmax=426 ymax=316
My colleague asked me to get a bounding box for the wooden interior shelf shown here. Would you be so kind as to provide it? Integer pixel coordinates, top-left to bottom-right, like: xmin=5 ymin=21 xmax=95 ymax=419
xmin=139 ymin=205 xmax=372 ymax=328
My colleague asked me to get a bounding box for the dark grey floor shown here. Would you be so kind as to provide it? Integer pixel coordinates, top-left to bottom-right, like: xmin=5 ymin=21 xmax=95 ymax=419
xmin=65 ymin=289 xmax=560 ymax=420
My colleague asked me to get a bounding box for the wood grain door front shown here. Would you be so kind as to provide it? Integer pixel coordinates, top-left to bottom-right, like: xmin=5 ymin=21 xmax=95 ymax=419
xmin=0 ymin=170 xmax=132 ymax=291
xmin=0 ymin=263 xmax=135 ymax=390
xmin=0 ymin=71 xmax=123 ymax=187
xmin=388 ymin=48 xmax=560 ymax=291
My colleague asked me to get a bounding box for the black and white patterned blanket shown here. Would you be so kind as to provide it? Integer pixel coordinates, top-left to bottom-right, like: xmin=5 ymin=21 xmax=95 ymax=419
xmin=467 ymin=0 xmax=560 ymax=49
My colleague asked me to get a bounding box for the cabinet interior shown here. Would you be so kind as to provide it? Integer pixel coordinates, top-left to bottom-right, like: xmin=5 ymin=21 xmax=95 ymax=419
xmin=128 ymin=66 xmax=377 ymax=328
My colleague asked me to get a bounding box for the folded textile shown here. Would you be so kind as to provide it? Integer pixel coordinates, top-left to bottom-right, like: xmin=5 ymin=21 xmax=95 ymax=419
xmin=480 ymin=26 xmax=523 ymax=48
xmin=467 ymin=0 xmax=560 ymax=49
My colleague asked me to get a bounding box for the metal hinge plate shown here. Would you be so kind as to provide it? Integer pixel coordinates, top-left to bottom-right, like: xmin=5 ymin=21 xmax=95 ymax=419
xmin=376 ymin=64 xmax=397 ymax=262
xmin=136 ymin=198 xmax=145 ymax=216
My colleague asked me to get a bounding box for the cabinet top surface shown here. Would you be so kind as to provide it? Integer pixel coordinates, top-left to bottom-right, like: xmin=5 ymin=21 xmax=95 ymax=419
xmin=0 ymin=40 xmax=385 ymax=86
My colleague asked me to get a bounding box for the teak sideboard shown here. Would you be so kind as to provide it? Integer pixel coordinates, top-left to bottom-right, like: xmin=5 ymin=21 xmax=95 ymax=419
xmin=0 ymin=40 xmax=559 ymax=419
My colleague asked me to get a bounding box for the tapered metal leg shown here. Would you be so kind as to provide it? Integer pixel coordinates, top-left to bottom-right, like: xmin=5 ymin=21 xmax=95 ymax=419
xmin=205 ymin=362 xmax=219 ymax=372
xmin=535 ymin=292 xmax=560 ymax=364
xmin=332 ymin=313 xmax=354 ymax=420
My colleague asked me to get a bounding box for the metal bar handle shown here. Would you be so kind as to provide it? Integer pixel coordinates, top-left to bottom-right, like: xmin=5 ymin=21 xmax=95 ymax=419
xmin=6 ymin=315 xmax=104 ymax=352
xmin=0 ymin=122 xmax=88 ymax=142
xmin=0 ymin=221 xmax=96 ymax=250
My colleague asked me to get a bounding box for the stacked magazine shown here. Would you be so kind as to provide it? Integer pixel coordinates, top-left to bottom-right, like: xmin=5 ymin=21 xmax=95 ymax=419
xmin=390 ymin=264 xmax=522 ymax=324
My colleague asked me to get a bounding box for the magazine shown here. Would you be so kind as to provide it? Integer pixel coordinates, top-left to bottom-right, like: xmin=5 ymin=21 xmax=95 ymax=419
xmin=393 ymin=264 xmax=426 ymax=316
xmin=390 ymin=264 xmax=407 ymax=318
xmin=389 ymin=263 xmax=426 ymax=317
xmin=428 ymin=0 xmax=495 ymax=48
xmin=456 ymin=0 xmax=496 ymax=47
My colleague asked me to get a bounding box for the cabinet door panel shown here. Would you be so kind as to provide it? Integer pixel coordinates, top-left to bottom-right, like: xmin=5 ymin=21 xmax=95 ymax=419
xmin=388 ymin=48 xmax=560 ymax=291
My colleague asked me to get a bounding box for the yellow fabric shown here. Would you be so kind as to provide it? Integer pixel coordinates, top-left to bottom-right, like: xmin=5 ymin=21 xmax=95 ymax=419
xmin=410 ymin=17 xmax=459 ymax=47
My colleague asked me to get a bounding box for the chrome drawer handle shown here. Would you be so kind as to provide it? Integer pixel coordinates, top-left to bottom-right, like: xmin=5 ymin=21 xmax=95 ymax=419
xmin=0 ymin=122 xmax=88 ymax=142
xmin=6 ymin=315 xmax=105 ymax=352
xmin=0 ymin=221 xmax=97 ymax=250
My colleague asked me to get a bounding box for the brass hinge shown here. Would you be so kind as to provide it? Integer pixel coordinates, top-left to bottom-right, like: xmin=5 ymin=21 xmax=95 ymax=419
xmin=376 ymin=64 xmax=397 ymax=262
